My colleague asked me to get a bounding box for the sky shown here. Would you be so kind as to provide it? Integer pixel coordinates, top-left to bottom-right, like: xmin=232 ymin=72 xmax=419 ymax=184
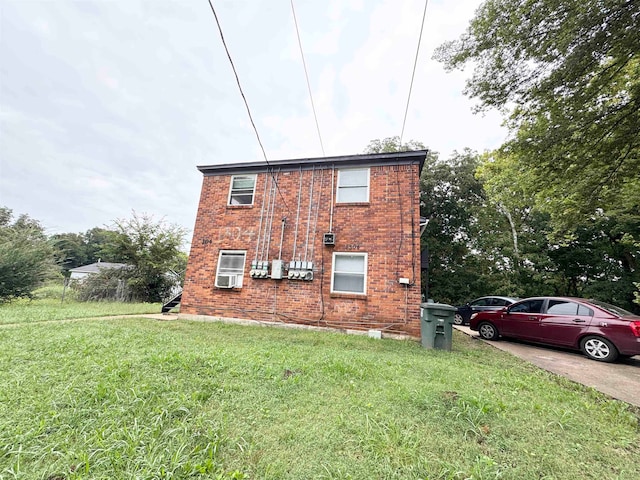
xmin=0 ymin=0 xmax=507 ymax=241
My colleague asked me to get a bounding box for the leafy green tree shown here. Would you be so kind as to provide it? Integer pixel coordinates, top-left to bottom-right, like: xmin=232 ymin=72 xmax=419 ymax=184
xmin=100 ymin=212 xmax=187 ymax=302
xmin=84 ymin=227 xmax=120 ymax=263
xmin=0 ymin=207 xmax=57 ymax=302
xmin=477 ymin=152 xmax=640 ymax=312
xmin=435 ymin=0 xmax=640 ymax=231
xmin=364 ymin=136 xmax=426 ymax=154
xmin=51 ymin=233 xmax=90 ymax=272
xmin=420 ymin=150 xmax=505 ymax=303
xmin=51 ymin=228 xmax=120 ymax=276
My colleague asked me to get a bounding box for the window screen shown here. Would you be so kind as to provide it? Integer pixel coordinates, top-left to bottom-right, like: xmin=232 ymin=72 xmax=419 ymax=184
xmin=229 ymin=175 xmax=256 ymax=205
xmin=337 ymin=168 xmax=369 ymax=203
xmin=332 ymin=253 xmax=367 ymax=294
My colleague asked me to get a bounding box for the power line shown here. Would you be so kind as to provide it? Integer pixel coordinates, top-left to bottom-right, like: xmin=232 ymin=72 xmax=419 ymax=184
xmin=399 ymin=0 xmax=429 ymax=148
xmin=206 ymin=0 xmax=291 ymax=215
xmin=290 ymin=0 xmax=325 ymax=156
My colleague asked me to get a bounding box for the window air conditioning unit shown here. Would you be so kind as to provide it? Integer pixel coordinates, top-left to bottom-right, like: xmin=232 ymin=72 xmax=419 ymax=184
xmin=323 ymin=233 xmax=335 ymax=246
xmin=216 ymin=274 xmax=238 ymax=288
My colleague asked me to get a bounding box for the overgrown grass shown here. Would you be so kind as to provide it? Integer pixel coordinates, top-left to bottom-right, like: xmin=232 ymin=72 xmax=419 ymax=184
xmin=0 ymin=297 xmax=161 ymax=325
xmin=1 ymin=317 xmax=638 ymax=479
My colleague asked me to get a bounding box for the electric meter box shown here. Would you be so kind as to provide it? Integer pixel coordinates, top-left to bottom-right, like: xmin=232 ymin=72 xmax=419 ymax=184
xmin=271 ymin=259 xmax=284 ymax=279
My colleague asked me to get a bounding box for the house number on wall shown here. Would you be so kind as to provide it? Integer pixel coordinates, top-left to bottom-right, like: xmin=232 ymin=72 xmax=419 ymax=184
xmin=201 ymin=238 xmax=212 ymax=245
xmin=345 ymin=244 xmax=360 ymax=250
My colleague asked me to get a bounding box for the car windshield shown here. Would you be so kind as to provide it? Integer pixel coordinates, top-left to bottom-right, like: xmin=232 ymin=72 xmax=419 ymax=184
xmin=589 ymin=299 xmax=634 ymax=317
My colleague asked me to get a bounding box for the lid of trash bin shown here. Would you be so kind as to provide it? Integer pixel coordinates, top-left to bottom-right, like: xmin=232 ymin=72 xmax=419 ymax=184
xmin=420 ymin=302 xmax=456 ymax=311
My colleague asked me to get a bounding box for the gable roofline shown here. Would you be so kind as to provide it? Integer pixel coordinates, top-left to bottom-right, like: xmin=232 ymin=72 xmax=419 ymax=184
xmin=197 ymin=150 xmax=428 ymax=177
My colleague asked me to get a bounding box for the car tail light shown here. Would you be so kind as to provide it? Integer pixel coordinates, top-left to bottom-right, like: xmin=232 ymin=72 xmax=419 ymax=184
xmin=629 ymin=321 xmax=640 ymax=337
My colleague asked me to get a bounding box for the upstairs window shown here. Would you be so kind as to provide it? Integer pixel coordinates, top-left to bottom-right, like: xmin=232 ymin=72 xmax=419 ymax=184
xmin=331 ymin=252 xmax=367 ymax=294
xmin=215 ymin=250 xmax=246 ymax=288
xmin=337 ymin=168 xmax=369 ymax=203
xmin=228 ymin=175 xmax=256 ymax=205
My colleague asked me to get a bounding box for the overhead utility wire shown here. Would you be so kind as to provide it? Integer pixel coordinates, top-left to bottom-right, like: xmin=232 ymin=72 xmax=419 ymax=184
xmin=206 ymin=0 xmax=291 ymax=215
xmin=399 ymin=0 xmax=429 ymax=148
xmin=290 ymin=0 xmax=325 ymax=156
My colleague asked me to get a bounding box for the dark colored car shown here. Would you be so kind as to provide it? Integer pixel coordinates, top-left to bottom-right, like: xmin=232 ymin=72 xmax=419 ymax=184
xmin=469 ymin=297 xmax=640 ymax=362
xmin=454 ymin=296 xmax=519 ymax=325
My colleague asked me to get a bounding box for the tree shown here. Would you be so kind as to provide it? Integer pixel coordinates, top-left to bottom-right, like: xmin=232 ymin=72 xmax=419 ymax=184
xmin=51 ymin=228 xmax=120 ymax=275
xmin=51 ymin=233 xmax=90 ymax=272
xmin=84 ymin=227 xmax=120 ymax=263
xmin=477 ymin=151 xmax=640 ymax=312
xmin=364 ymin=136 xmax=426 ymax=154
xmin=100 ymin=212 xmax=187 ymax=302
xmin=435 ymin=0 xmax=640 ymax=231
xmin=0 ymin=207 xmax=57 ymax=302
xmin=420 ymin=149 xmax=509 ymax=303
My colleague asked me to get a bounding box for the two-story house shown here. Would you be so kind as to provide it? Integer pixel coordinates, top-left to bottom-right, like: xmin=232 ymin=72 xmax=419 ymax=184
xmin=181 ymin=150 xmax=426 ymax=337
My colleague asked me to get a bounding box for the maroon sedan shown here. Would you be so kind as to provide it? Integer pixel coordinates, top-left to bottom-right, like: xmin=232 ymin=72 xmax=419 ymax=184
xmin=469 ymin=297 xmax=640 ymax=362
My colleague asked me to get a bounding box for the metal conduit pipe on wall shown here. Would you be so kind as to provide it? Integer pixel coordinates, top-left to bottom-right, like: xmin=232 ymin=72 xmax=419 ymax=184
xmin=303 ymin=166 xmax=315 ymax=262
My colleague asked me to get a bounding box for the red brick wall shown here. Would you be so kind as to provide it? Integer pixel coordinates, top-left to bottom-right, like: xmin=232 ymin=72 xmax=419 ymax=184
xmin=181 ymin=163 xmax=422 ymax=336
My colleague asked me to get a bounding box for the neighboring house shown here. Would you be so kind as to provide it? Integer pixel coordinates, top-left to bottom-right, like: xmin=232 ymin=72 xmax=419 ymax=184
xmin=181 ymin=150 xmax=427 ymax=337
xmin=68 ymin=261 xmax=129 ymax=281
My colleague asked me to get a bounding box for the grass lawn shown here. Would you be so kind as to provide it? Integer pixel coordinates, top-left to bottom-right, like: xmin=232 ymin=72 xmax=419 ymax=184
xmin=0 ymin=309 xmax=638 ymax=479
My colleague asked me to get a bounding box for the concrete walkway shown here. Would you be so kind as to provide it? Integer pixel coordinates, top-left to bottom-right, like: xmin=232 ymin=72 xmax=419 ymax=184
xmin=454 ymin=325 xmax=640 ymax=407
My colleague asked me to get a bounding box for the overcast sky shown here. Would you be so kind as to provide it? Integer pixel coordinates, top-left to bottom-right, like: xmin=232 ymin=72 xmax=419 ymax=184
xmin=0 ymin=0 xmax=506 ymax=241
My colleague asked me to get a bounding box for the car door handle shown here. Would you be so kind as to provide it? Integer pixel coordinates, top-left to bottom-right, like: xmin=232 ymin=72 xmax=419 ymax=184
xmin=572 ymin=319 xmax=586 ymax=323
xmin=528 ymin=316 xmax=537 ymax=321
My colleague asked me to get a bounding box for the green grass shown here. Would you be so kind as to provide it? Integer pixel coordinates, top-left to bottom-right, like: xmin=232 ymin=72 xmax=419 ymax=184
xmin=0 ymin=297 xmax=161 ymax=325
xmin=1 ymin=315 xmax=639 ymax=479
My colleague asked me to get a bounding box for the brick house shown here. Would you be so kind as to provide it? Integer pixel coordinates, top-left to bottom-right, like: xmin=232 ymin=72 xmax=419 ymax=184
xmin=181 ymin=150 xmax=427 ymax=337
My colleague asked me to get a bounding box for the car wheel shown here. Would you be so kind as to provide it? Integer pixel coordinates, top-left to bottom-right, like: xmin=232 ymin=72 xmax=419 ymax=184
xmin=478 ymin=322 xmax=499 ymax=341
xmin=453 ymin=313 xmax=464 ymax=325
xmin=580 ymin=336 xmax=619 ymax=363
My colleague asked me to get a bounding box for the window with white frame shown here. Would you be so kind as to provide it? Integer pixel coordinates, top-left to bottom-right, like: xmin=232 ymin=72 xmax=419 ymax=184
xmin=336 ymin=168 xmax=369 ymax=203
xmin=228 ymin=174 xmax=256 ymax=205
xmin=215 ymin=250 xmax=246 ymax=288
xmin=331 ymin=252 xmax=367 ymax=294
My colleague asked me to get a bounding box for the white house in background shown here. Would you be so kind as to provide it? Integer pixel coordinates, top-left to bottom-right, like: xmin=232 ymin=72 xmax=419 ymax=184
xmin=69 ymin=261 xmax=129 ymax=281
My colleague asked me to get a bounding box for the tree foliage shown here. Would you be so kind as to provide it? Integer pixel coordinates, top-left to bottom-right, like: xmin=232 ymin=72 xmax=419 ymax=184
xmin=435 ymin=0 xmax=640 ymax=230
xmin=0 ymin=207 xmax=57 ymax=302
xmin=101 ymin=212 xmax=187 ymax=303
xmin=51 ymin=228 xmax=120 ymax=274
xmin=364 ymin=136 xmax=426 ymax=154
xmin=364 ymin=137 xmax=639 ymax=312
xmin=477 ymin=152 xmax=640 ymax=311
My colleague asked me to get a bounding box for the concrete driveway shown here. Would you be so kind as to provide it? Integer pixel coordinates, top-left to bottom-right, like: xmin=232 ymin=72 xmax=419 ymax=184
xmin=455 ymin=325 xmax=640 ymax=407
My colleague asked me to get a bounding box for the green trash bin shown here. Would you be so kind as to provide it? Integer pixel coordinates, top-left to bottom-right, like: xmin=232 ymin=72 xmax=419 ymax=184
xmin=420 ymin=302 xmax=456 ymax=350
